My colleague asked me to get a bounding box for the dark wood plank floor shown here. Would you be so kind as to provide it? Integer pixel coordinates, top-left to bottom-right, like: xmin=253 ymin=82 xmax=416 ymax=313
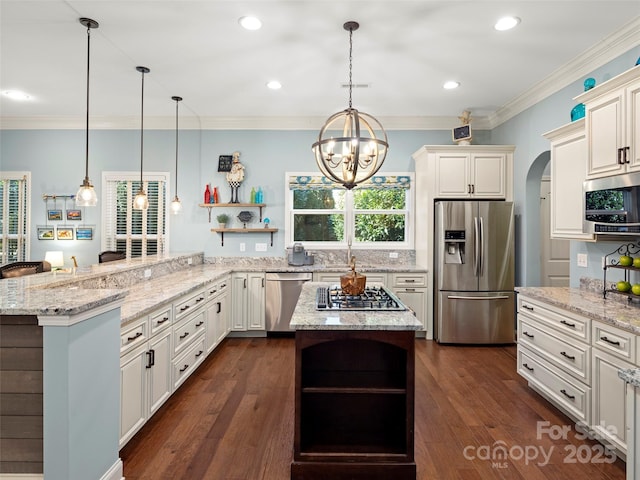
xmin=120 ymin=338 xmax=627 ymax=480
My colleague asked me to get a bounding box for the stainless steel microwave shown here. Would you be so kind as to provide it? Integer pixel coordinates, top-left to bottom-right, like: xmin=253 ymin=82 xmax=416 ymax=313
xmin=584 ymin=172 xmax=640 ymax=236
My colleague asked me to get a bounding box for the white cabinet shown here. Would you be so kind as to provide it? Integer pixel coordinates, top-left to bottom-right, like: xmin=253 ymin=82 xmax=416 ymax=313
xmin=580 ymin=66 xmax=640 ymax=179
xmin=434 ymin=149 xmax=510 ymax=198
xmin=517 ymin=295 xmax=592 ymax=424
xmin=390 ymin=272 xmax=427 ymax=330
xmin=543 ymin=119 xmax=593 ymax=240
xmin=120 ymin=305 xmax=173 ymax=447
xmin=205 ymin=276 xmax=230 ymax=353
xmin=230 ymin=272 xmax=265 ymax=333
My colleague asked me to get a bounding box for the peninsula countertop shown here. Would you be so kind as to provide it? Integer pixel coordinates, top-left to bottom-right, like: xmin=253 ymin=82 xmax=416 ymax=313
xmin=290 ymin=282 xmax=423 ymax=331
xmin=516 ymin=286 xmax=640 ymax=335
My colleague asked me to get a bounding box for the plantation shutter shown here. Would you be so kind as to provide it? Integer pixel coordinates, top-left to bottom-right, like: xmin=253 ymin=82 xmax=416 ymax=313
xmin=0 ymin=173 xmax=29 ymax=264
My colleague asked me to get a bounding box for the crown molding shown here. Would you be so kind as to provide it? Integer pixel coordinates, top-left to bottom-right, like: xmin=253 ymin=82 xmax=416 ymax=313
xmin=488 ymin=16 xmax=640 ymax=129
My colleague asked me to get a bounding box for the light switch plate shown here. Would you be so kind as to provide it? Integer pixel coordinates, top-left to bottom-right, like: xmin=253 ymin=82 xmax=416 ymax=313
xmin=255 ymin=243 xmax=267 ymax=252
xmin=240 ymin=243 xmax=246 ymax=252
xmin=577 ymin=253 xmax=588 ymax=268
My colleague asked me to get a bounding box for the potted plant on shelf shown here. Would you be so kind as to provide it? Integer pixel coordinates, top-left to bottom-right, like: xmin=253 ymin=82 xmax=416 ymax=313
xmin=216 ymin=213 xmax=230 ymax=229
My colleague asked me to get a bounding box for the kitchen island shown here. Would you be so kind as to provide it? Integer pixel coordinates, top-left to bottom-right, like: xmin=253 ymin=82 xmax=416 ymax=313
xmin=290 ymin=282 xmax=422 ymax=480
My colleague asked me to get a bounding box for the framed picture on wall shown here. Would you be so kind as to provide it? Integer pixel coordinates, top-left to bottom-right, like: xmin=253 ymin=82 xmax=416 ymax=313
xmin=47 ymin=209 xmax=63 ymax=221
xmin=56 ymin=227 xmax=74 ymax=240
xmin=76 ymin=227 xmax=93 ymax=240
xmin=37 ymin=227 xmax=55 ymax=240
xmin=66 ymin=209 xmax=82 ymax=220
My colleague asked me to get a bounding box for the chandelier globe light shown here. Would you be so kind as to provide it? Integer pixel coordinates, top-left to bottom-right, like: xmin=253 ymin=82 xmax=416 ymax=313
xmin=170 ymin=96 xmax=183 ymax=215
xmin=133 ymin=66 xmax=150 ymax=210
xmin=75 ymin=17 xmax=99 ymax=207
xmin=312 ymin=21 xmax=388 ymax=190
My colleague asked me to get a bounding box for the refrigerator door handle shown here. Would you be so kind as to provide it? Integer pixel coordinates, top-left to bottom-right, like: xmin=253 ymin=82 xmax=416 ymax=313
xmin=473 ymin=217 xmax=480 ymax=276
xmin=479 ymin=216 xmax=484 ymax=277
xmin=447 ymin=295 xmax=511 ymax=300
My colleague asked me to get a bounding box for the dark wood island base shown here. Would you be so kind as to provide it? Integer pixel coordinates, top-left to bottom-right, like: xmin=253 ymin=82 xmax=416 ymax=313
xmin=292 ymin=329 xmax=416 ymax=480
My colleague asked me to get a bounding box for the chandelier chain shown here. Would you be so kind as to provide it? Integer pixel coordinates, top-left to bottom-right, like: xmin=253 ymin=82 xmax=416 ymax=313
xmin=348 ymin=26 xmax=353 ymax=109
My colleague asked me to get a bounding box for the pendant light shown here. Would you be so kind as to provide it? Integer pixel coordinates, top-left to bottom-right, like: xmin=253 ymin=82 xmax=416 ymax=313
xmin=133 ymin=66 xmax=150 ymax=210
xmin=312 ymin=21 xmax=388 ymax=190
xmin=170 ymin=95 xmax=183 ymax=215
xmin=75 ymin=17 xmax=99 ymax=207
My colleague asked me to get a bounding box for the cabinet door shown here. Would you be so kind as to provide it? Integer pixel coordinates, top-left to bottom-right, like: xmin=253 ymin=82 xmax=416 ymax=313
xmin=548 ymin=121 xmax=593 ymax=239
xmin=586 ymin=88 xmax=625 ymax=178
xmin=592 ymin=347 xmax=634 ymax=454
xmin=120 ymin=343 xmax=147 ymax=447
xmin=148 ymin=329 xmax=172 ymax=416
xmin=626 ymin=78 xmax=640 ymax=173
xmin=393 ymin=288 xmax=426 ymax=328
xmin=230 ymin=274 xmax=248 ymax=331
xmin=206 ymin=292 xmax=229 ymax=353
xmin=470 ymin=153 xmax=506 ymax=198
xmin=435 ymin=153 xmax=471 ymax=197
xmin=247 ymin=273 xmax=266 ymax=331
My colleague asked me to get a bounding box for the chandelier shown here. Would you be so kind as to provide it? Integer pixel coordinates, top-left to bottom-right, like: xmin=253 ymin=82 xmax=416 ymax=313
xmin=133 ymin=66 xmax=150 ymax=210
xmin=312 ymin=21 xmax=388 ymax=190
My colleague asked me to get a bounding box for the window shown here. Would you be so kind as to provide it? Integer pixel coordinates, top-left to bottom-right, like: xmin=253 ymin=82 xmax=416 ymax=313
xmin=286 ymin=173 xmax=413 ymax=249
xmin=102 ymin=172 xmax=169 ymax=257
xmin=0 ymin=172 xmax=30 ymax=264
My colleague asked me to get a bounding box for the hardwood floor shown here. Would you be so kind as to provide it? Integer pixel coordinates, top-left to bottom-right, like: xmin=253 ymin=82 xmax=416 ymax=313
xmin=120 ymin=338 xmax=626 ymax=480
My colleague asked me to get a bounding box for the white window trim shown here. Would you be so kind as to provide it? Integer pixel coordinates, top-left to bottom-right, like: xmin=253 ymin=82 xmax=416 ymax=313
xmin=101 ymin=171 xmax=170 ymax=254
xmin=0 ymin=171 xmax=31 ymax=263
xmin=284 ymin=171 xmax=414 ymax=250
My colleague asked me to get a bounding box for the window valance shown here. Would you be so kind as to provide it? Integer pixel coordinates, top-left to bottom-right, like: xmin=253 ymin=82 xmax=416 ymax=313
xmin=288 ymin=175 xmax=410 ymax=190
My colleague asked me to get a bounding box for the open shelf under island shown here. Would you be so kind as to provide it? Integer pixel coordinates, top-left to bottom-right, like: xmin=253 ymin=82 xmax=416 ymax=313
xmin=289 ymin=282 xmax=422 ymax=480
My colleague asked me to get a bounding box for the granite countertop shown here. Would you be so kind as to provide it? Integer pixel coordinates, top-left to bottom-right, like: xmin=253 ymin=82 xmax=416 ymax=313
xmin=290 ymin=282 xmax=423 ymax=331
xmin=618 ymin=368 xmax=640 ymax=387
xmin=516 ymin=286 xmax=640 ymax=335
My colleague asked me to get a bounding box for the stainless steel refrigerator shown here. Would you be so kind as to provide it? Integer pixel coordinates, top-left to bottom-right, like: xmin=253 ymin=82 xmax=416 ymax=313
xmin=434 ymin=200 xmax=515 ymax=344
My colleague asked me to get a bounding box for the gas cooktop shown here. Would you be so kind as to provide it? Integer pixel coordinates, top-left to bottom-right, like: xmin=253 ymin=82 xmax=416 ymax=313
xmin=315 ymin=285 xmax=407 ymax=311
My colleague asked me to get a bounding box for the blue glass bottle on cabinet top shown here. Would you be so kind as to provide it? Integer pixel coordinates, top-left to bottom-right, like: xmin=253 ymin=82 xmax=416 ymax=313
xmin=570 ymin=77 xmax=596 ymax=122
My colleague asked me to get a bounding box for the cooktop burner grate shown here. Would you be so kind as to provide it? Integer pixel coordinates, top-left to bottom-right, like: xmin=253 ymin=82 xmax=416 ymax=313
xmin=315 ymin=285 xmax=406 ymax=311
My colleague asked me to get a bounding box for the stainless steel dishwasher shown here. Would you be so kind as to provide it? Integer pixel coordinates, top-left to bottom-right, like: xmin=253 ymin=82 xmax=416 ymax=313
xmin=265 ymin=272 xmax=313 ymax=333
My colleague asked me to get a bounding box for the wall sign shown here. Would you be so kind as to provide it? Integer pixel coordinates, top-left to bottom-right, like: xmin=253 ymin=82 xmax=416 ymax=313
xmin=218 ymin=155 xmax=233 ymax=172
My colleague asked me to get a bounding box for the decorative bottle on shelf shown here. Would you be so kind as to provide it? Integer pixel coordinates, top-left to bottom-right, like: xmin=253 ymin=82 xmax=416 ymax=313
xmin=204 ymin=184 xmax=211 ymax=204
xmin=570 ymin=77 xmax=596 ymax=122
xmin=256 ymin=187 xmax=263 ymax=203
xmin=250 ymin=187 xmax=256 ymax=204
xmin=213 ymin=186 xmax=219 ymax=204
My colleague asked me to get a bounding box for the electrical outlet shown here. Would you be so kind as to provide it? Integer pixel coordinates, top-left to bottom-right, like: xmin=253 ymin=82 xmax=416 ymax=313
xmin=187 ymin=257 xmax=193 ymax=265
xmin=577 ymin=253 xmax=588 ymax=268
xmin=255 ymin=243 xmax=267 ymax=252
xmin=240 ymin=243 xmax=246 ymax=252
xmin=389 ymin=252 xmax=399 ymax=259
xmin=144 ymin=269 xmax=151 ymax=278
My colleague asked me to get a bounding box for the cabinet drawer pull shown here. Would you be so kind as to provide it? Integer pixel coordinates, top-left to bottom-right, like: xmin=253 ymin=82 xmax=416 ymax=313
xmin=209 ymin=289 xmax=217 ymax=295
xmin=467 ymin=184 xmax=472 ymax=194
xmin=126 ymin=331 xmax=142 ymax=342
xmin=195 ymin=321 xmax=204 ymax=328
xmin=179 ymin=364 xmax=189 ymax=373
xmin=625 ymin=146 xmax=630 ymax=164
xmin=221 ymin=283 xmax=227 ymax=288
xmin=217 ymin=302 xmax=222 ymax=314
xmin=618 ymin=147 xmax=624 ymax=165
xmin=523 ymin=331 xmax=534 ymax=338
xmin=471 ymin=184 xmax=475 ymax=194
xmin=156 ymin=316 xmax=170 ymax=325
xmin=195 ymin=350 xmax=204 ymax=358
xmin=180 ymin=305 xmax=190 ymax=312
xmin=196 ymin=296 xmax=205 ymax=303
xmin=179 ymin=332 xmax=189 ymax=340
xmin=600 ymin=336 xmax=621 ymax=346
xmin=405 ymin=279 xmax=416 ymax=283
xmin=523 ymin=363 xmax=534 ymax=372
xmin=560 ymin=319 xmax=576 ymax=329
xmin=560 ymin=389 xmax=575 ymax=400
xmin=522 ymin=304 xmax=534 ymax=311
xmin=560 ymin=351 xmax=575 ymax=361
xmin=146 ymin=350 xmax=153 ymax=369
xmin=405 ymin=288 xmax=416 ymax=292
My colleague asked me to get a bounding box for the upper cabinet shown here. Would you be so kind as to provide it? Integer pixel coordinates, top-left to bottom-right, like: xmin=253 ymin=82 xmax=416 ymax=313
xmin=578 ymin=65 xmax=640 ymax=179
xmin=431 ymin=145 xmax=514 ymax=199
xmin=543 ymin=119 xmax=593 ymax=240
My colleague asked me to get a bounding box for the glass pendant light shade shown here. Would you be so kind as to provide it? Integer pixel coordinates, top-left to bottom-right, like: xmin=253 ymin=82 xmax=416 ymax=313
xmin=76 ymin=17 xmax=99 ymax=207
xmin=133 ymin=66 xmax=150 ymax=210
xmin=170 ymin=95 xmax=182 ymax=215
xmin=312 ymin=21 xmax=388 ymax=190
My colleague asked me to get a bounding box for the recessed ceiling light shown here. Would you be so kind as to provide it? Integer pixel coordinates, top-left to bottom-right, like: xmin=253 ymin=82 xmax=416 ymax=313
xmin=494 ymin=16 xmax=520 ymax=31
xmin=239 ymin=16 xmax=262 ymax=30
xmin=2 ymin=90 xmax=32 ymax=101
xmin=266 ymin=80 xmax=282 ymax=90
xmin=443 ymin=81 xmax=460 ymax=90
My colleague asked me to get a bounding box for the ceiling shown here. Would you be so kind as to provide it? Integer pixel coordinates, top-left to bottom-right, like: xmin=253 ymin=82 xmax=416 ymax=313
xmin=1 ymin=1 xmax=639 ymax=130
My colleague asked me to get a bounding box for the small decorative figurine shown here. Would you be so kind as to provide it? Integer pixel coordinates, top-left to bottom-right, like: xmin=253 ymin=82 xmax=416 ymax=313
xmin=453 ymin=110 xmax=473 ymax=145
xmin=226 ymin=151 xmax=245 ymax=203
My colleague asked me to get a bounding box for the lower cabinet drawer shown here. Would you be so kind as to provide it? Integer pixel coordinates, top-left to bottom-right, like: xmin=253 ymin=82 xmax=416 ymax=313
xmin=173 ymin=309 xmax=206 ymax=355
xmin=519 ymin=317 xmax=590 ymax=383
xmin=172 ymin=335 xmax=206 ymax=390
xmin=518 ymin=347 xmax=591 ymax=424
